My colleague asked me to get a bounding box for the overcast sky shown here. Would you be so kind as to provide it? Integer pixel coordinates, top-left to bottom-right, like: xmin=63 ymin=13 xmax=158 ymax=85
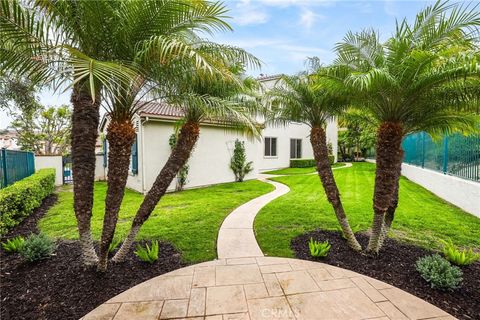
xmin=0 ymin=0 xmax=434 ymax=129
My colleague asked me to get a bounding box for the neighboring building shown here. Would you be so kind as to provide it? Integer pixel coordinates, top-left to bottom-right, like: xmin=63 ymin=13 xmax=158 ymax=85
xmin=100 ymin=75 xmax=338 ymax=194
xmin=0 ymin=130 xmax=19 ymax=150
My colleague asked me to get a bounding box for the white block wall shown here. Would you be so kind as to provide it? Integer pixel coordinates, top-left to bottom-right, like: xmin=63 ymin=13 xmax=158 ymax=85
xmin=401 ymin=163 xmax=480 ymax=217
xmin=35 ymin=155 xmax=63 ymax=186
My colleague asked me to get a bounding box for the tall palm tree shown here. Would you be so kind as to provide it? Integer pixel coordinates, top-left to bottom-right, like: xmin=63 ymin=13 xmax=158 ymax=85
xmin=265 ymin=73 xmax=362 ymax=251
xmin=322 ymin=0 xmax=480 ymax=253
xmin=95 ymin=0 xmax=245 ymax=271
xmin=113 ymin=65 xmax=261 ymax=262
xmin=1 ymin=0 xmax=138 ymax=265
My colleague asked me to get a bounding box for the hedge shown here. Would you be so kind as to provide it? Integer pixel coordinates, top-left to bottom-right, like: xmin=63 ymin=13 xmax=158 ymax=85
xmin=290 ymin=156 xmax=335 ymax=168
xmin=0 ymin=169 xmax=56 ymax=235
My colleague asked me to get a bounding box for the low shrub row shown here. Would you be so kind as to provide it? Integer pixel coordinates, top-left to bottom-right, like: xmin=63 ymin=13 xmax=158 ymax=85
xmin=290 ymin=155 xmax=335 ymax=168
xmin=0 ymin=169 xmax=56 ymax=235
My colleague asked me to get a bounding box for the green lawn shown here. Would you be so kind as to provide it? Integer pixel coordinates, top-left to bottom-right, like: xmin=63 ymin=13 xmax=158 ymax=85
xmin=40 ymin=180 xmax=274 ymax=263
xmin=255 ymin=162 xmax=480 ymax=257
xmin=263 ymin=162 xmax=346 ymax=175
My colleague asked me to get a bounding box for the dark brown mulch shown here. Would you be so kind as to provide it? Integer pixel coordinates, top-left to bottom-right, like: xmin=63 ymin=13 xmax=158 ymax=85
xmin=291 ymin=230 xmax=480 ymax=320
xmin=1 ymin=195 xmax=187 ymax=320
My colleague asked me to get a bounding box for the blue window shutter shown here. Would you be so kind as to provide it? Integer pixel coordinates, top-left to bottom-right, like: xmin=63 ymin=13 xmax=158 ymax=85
xmin=131 ymin=135 xmax=138 ymax=174
xmin=103 ymin=139 xmax=108 ymax=168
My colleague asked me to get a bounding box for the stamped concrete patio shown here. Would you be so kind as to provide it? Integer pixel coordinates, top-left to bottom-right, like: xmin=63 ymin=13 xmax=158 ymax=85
xmin=83 ymin=170 xmax=456 ymax=320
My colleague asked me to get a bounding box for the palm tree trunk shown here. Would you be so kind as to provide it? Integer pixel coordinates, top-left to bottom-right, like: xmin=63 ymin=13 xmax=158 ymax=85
xmin=367 ymin=122 xmax=403 ymax=254
xmin=71 ymin=83 xmax=100 ymax=265
xmin=310 ymin=126 xmax=362 ymax=251
xmin=112 ymin=121 xmax=200 ymax=262
xmin=377 ymin=152 xmax=403 ymax=248
xmin=97 ymin=120 xmax=136 ymax=272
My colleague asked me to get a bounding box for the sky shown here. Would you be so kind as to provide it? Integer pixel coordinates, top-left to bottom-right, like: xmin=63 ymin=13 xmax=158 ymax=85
xmin=0 ymin=0 xmax=435 ymax=129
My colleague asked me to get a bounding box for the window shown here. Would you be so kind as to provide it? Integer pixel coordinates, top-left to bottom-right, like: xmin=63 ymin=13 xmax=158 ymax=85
xmin=264 ymin=137 xmax=277 ymax=157
xmin=130 ymin=135 xmax=138 ymax=175
xmin=290 ymin=139 xmax=302 ymax=159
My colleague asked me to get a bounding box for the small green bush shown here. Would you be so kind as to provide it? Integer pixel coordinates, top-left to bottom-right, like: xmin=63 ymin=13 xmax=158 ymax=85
xmin=1 ymin=236 xmax=25 ymax=253
xmin=290 ymin=157 xmax=335 ymax=168
xmin=441 ymin=239 xmax=480 ymax=266
xmin=0 ymin=169 xmax=56 ymax=235
xmin=19 ymin=233 xmax=55 ymax=263
xmin=308 ymin=238 xmax=331 ymax=258
xmin=416 ymin=254 xmax=463 ymax=290
xmin=230 ymin=139 xmax=253 ymax=182
xmin=135 ymin=240 xmax=159 ymax=263
xmin=290 ymin=159 xmax=316 ymax=168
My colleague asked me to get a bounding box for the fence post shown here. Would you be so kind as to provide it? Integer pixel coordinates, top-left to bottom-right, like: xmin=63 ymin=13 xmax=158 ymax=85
xmin=442 ymin=136 xmax=449 ymax=174
xmin=421 ymin=132 xmax=426 ymax=168
xmin=1 ymin=148 xmax=7 ymax=187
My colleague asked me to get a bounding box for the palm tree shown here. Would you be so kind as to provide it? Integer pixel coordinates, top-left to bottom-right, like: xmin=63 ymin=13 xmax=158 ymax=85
xmin=323 ymin=0 xmax=480 ymax=253
xmin=1 ymin=0 xmax=139 ymax=265
xmin=265 ymin=73 xmax=362 ymax=251
xmin=95 ymin=0 xmax=244 ymax=271
xmin=112 ymin=65 xmax=261 ymax=262
xmin=1 ymin=0 xmax=237 ymax=267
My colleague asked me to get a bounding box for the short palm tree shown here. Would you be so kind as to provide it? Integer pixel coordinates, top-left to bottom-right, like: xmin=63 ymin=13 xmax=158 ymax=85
xmin=322 ymin=0 xmax=480 ymax=253
xmin=265 ymin=73 xmax=362 ymax=251
xmin=113 ymin=66 xmax=262 ymax=262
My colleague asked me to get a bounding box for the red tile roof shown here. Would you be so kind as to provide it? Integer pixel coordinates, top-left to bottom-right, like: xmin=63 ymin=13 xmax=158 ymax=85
xmin=136 ymin=101 xmax=184 ymax=118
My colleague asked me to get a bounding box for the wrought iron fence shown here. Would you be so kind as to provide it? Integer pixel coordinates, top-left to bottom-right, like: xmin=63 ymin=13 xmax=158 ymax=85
xmin=0 ymin=148 xmax=35 ymax=189
xmin=402 ymin=132 xmax=480 ymax=182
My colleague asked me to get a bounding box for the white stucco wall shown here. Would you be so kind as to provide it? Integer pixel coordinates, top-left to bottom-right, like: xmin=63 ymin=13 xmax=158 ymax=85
xmin=259 ymin=122 xmax=314 ymax=170
xmin=127 ymin=119 xmax=260 ymax=193
xmin=35 ymin=155 xmax=63 ymax=186
xmin=401 ymin=163 xmax=480 ymax=217
xmin=258 ymin=76 xmax=338 ymax=170
xmin=95 ymin=154 xmax=106 ymax=181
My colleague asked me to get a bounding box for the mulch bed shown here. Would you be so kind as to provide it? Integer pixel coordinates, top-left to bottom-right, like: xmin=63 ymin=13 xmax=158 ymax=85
xmin=291 ymin=230 xmax=480 ymax=320
xmin=1 ymin=195 xmax=187 ymax=320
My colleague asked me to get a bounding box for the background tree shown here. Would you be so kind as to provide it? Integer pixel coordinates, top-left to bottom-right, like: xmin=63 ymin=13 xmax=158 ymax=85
xmin=9 ymin=105 xmax=71 ymax=154
xmin=265 ymin=73 xmax=362 ymax=251
xmin=338 ymin=109 xmax=377 ymax=161
xmin=230 ymin=139 xmax=253 ymax=182
xmin=323 ymin=1 xmax=480 ymax=253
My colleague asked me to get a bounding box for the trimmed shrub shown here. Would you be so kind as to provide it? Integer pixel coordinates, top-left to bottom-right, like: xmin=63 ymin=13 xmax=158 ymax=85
xmin=290 ymin=157 xmax=335 ymax=168
xmin=416 ymin=254 xmax=463 ymax=290
xmin=19 ymin=233 xmax=55 ymax=263
xmin=290 ymin=159 xmax=316 ymax=168
xmin=0 ymin=169 xmax=55 ymax=235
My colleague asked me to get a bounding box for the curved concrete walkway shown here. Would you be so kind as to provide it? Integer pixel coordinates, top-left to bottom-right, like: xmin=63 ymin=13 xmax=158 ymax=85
xmin=217 ymin=177 xmax=290 ymax=259
xmin=83 ymin=165 xmax=455 ymax=319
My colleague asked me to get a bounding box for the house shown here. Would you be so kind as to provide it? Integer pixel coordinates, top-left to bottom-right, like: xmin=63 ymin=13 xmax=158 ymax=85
xmin=0 ymin=130 xmax=19 ymax=150
xmin=100 ymin=75 xmax=338 ymax=194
